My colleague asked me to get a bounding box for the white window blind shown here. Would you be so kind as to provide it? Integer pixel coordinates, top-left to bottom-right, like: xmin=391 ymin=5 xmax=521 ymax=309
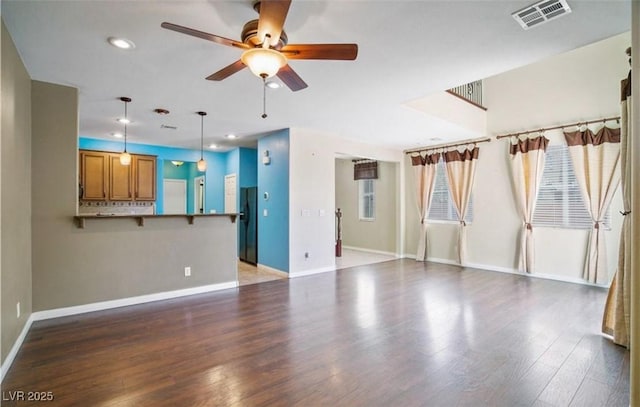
xmin=359 ymin=179 xmax=375 ymax=220
xmin=533 ymin=144 xmax=609 ymax=229
xmin=427 ymin=160 xmax=473 ymax=222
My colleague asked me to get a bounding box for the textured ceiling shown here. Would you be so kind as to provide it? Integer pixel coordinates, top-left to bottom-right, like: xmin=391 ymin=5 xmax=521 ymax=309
xmin=2 ymin=0 xmax=631 ymax=151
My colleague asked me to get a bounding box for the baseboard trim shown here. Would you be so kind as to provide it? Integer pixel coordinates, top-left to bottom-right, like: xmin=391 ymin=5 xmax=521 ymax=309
xmin=426 ymin=256 xmax=461 ymax=266
xmin=256 ymin=263 xmax=289 ymax=277
xmin=288 ymin=266 xmax=335 ymax=278
xmin=1 ymin=314 xmax=35 ymax=383
xmin=423 ymin=257 xmax=605 ymax=288
xmin=342 ymin=246 xmax=399 ymax=257
xmin=31 ymin=281 xmax=238 ymax=322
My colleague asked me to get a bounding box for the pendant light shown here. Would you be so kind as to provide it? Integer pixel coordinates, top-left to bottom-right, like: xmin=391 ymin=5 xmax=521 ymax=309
xmin=119 ymin=97 xmax=132 ymax=166
xmin=196 ymin=111 xmax=207 ymax=172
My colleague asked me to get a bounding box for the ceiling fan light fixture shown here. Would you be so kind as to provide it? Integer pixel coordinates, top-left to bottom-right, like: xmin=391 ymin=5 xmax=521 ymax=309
xmin=241 ymin=48 xmax=287 ymax=79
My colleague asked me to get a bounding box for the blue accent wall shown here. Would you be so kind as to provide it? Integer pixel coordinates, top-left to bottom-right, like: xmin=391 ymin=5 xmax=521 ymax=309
xmin=79 ymin=138 xmax=223 ymax=214
xmin=163 ymin=161 xmax=203 ymax=213
xmin=239 ymin=148 xmax=258 ymax=188
xmin=257 ymin=130 xmax=289 ymax=272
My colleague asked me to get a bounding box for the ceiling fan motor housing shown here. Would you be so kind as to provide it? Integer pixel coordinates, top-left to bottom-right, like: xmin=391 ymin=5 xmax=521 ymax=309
xmin=242 ymin=19 xmax=288 ymax=48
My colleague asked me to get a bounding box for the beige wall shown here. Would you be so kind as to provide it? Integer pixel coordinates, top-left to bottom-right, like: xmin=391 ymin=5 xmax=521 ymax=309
xmin=1 ymin=21 xmax=33 ymax=364
xmin=335 ymin=158 xmax=397 ymax=254
xmin=404 ymin=32 xmax=629 ymax=284
xmin=31 ymin=81 xmax=238 ymax=311
xmin=630 ymin=2 xmax=639 ymax=404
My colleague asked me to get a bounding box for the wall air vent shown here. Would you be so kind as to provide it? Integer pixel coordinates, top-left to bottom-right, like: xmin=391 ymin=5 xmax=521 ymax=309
xmin=512 ymin=0 xmax=571 ymax=30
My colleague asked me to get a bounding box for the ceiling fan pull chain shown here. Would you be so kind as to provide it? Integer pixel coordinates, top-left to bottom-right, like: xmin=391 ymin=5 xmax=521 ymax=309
xmin=262 ymin=77 xmax=268 ymax=119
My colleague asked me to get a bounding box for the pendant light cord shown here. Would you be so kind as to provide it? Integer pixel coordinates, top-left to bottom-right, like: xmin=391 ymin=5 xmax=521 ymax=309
xmin=200 ymin=113 xmax=204 ymax=159
xmin=262 ymin=76 xmax=268 ymax=119
xmin=123 ymin=100 xmax=128 ymax=152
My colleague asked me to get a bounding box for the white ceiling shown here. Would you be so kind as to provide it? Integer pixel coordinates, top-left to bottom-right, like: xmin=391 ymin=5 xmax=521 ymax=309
xmin=2 ymin=0 xmax=631 ymax=152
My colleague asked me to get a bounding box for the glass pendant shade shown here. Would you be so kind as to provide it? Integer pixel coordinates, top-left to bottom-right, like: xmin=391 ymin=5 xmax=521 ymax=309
xmin=196 ymin=111 xmax=207 ymax=172
xmin=241 ymin=48 xmax=287 ymax=78
xmin=120 ymin=152 xmax=132 ymax=166
xmin=197 ymin=158 xmax=207 ymax=172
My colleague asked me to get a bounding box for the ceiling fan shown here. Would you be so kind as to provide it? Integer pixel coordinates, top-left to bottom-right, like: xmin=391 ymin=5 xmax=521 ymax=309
xmin=161 ymin=0 xmax=358 ymax=91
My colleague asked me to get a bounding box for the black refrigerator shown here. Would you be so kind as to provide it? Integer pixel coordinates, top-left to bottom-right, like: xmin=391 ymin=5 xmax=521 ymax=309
xmin=239 ymin=187 xmax=258 ymax=264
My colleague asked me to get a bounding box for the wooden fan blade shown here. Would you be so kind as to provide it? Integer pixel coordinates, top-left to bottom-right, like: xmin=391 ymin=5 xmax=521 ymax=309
xmin=280 ymin=44 xmax=358 ymax=60
xmin=161 ymin=22 xmax=249 ymax=50
xmin=257 ymin=0 xmax=291 ymax=47
xmin=277 ymin=64 xmax=307 ymax=92
xmin=206 ymin=60 xmax=246 ymax=81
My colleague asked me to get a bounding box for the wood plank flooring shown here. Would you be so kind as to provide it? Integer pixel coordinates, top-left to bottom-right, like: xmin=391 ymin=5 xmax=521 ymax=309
xmin=2 ymin=260 xmax=629 ymax=406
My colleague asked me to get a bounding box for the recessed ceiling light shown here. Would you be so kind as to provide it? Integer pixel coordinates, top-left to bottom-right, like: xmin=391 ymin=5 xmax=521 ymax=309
xmin=112 ymin=132 xmax=123 ymax=138
xmin=265 ymin=81 xmax=281 ymax=89
xmin=117 ymin=118 xmax=131 ymax=124
xmin=108 ymin=37 xmax=135 ymax=50
xmin=225 ymin=134 xmax=237 ymax=139
xmin=208 ymin=144 xmax=218 ymax=149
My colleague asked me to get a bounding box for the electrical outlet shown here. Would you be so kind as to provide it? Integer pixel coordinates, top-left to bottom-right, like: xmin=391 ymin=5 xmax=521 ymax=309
xmin=17 ymin=302 xmax=21 ymax=319
xmin=184 ymin=266 xmax=191 ymax=277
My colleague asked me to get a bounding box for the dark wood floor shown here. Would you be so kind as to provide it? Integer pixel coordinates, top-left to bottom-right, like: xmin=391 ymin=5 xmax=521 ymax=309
xmin=3 ymin=260 xmax=629 ymax=406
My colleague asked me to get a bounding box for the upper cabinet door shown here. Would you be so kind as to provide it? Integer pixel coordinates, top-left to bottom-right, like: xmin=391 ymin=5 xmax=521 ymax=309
xmin=109 ymin=154 xmax=133 ymax=201
xmin=134 ymin=155 xmax=156 ymax=201
xmin=80 ymin=151 xmax=108 ymax=200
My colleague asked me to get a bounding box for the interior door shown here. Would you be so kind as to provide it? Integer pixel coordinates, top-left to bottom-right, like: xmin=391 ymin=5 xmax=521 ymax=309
xmin=163 ymin=179 xmax=187 ymax=214
xmin=224 ymin=174 xmax=237 ymax=214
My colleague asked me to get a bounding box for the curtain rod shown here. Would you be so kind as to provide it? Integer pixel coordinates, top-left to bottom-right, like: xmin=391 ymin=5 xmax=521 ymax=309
xmin=496 ymin=116 xmax=621 ymax=140
xmin=404 ymin=137 xmax=491 ymax=155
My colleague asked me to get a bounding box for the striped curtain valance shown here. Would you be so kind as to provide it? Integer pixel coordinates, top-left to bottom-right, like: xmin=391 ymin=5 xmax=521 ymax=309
xmin=443 ymin=147 xmax=479 ymax=163
xmin=411 ymin=152 xmax=441 ymax=166
xmin=621 ymin=70 xmax=631 ymax=102
xmin=564 ymin=127 xmax=621 ymax=147
xmin=354 ymin=160 xmax=378 ymax=180
xmin=509 ymin=135 xmax=549 ymax=155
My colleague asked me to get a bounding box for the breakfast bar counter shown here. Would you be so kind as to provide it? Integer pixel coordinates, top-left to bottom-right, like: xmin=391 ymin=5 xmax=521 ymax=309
xmin=73 ymin=213 xmax=238 ymax=229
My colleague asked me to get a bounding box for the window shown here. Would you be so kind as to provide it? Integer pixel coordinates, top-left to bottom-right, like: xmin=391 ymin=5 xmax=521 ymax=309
xmin=359 ymin=179 xmax=375 ymax=220
xmin=533 ymin=144 xmax=609 ymax=229
xmin=427 ymin=160 xmax=473 ymax=222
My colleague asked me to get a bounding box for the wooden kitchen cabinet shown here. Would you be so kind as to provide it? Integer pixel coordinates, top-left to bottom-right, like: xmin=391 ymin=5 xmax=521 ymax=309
xmin=79 ymin=150 xmax=156 ymax=202
xmin=80 ymin=151 xmax=108 ymax=200
xmin=109 ymin=154 xmax=133 ymax=200
xmin=133 ymin=155 xmax=156 ymax=201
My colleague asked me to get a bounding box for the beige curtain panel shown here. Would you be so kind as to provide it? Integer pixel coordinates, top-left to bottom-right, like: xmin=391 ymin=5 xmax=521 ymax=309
xmin=509 ymin=135 xmax=549 ymax=274
xmin=564 ymin=127 xmax=621 ymax=284
xmin=443 ymin=147 xmax=480 ymax=264
xmin=602 ymin=72 xmax=632 ymax=348
xmin=411 ymin=153 xmax=440 ymax=261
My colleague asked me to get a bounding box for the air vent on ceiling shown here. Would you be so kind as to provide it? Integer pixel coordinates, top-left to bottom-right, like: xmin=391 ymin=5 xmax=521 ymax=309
xmin=512 ymin=0 xmax=571 ymax=30
xmin=160 ymin=124 xmax=177 ymax=130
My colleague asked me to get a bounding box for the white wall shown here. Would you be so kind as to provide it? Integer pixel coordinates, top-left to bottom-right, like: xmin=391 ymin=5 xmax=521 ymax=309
xmin=288 ymin=128 xmax=403 ymax=276
xmin=404 ymin=32 xmax=630 ymax=284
